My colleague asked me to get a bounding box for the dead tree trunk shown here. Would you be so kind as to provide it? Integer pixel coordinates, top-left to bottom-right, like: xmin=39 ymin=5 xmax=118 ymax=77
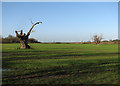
xmin=15 ymin=22 xmax=42 ymax=49
xmin=93 ymin=35 xmax=103 ymax=45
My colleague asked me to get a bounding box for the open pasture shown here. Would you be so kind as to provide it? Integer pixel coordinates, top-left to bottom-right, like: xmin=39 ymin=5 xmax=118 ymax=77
xmin=2 ymin=43 xmax=119 ymax=84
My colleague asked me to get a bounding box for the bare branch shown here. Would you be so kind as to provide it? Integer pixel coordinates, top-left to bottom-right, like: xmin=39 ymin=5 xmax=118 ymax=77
xmin=20 ymin=30 xmax=23 ymax=35
xmin=15 ymin=30 xmax=19 ymax=36
xmin=31 ymin=20 xmax=34 ymax=24
xmin=27 ymin=21 xmax=42 ymax=37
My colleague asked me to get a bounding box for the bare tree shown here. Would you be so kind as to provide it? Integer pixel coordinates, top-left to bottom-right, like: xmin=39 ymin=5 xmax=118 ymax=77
xmin=93 ymin=34 xmax=103 ymax=45
xmin=15 ymin=21 xmax=42 ymax=49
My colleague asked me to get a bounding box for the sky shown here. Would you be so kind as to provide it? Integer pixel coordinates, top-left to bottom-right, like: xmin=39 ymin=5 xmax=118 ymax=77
xmin=2 ymin=2 xmax=118 ymax=42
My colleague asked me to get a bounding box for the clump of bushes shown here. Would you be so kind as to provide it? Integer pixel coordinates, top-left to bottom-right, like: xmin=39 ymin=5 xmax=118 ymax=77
xmin=2 ymin=35 xmax=40 ymax=43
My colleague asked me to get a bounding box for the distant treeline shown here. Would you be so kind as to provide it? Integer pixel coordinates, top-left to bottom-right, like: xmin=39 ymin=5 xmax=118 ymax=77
xmin=42 ymin=40 xmax=118 ymax=44
xmin=40 ymin=40 xmax=119 ymax=44
xmin=1 ymin=35 xmax=40 ymax=43
xmin=0 ymin=35 xmax=119 ymax=44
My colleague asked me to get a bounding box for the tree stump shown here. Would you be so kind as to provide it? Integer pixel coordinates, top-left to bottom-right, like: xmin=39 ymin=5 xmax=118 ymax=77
xmin=15 ymin=22 xmax=42 ymax=49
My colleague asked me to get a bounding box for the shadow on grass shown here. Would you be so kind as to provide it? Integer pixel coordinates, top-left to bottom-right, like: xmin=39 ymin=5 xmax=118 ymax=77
xmin=3 ymin=61 xmax=118 ymax=81
xmin=2 ymin=52 xmax=118 ymax=62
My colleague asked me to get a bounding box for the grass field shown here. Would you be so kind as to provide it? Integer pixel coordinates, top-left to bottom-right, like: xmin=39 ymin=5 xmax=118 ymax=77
xmin=2 ymin=43 xmax=119 ymax=85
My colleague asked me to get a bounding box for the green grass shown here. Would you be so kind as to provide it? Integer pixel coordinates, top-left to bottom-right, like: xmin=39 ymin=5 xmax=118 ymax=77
xmin=2 ymin=43 xmax=119 ymax=85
